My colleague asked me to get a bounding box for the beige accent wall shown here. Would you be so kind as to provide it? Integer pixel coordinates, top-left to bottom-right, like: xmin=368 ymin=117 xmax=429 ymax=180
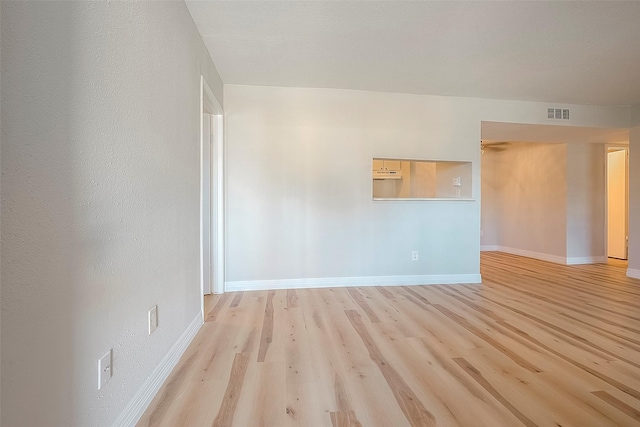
xmin=628 ymin=126 xmax=640 ymax=274
xmin=496 ymin=143 xmax=568 ymax=258
xmin=482 ymin=142 xmax=606 ymax=263
xmin=565 ymin=143 xmax=605 ymax=261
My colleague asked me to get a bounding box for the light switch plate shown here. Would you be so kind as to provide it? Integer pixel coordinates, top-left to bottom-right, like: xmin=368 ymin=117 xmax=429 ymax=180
xmin=148 ymin=305 xmax=158 ymax=335
xmin=98 ymin=350 xmax=112 ymax=390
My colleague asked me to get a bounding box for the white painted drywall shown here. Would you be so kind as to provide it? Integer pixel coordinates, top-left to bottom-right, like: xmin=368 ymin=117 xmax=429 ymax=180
xmin=495 ymin=143 xmax=568 ymax=258
xmin=435 ymin=162 xmax=472 ymax=199
xmin=480 ymin=149 xmax=505 ymax=249
xmin=632 ymin=109 xmax=640 ymax=269
xmin=631 ymin=106 xmax=640 ymax=270
xmin=0 ymin=3 xmax=2 ymax=422
xmin=1 ymin=2 xmax=222 ymax=426
xmin=628 ymin=126 xmax=640 ymax=274
xmin=481 ymin=142 xmax=605 ymax=263
xmin=632 ymin=105 xmax=640 ymax=128
xmin=565 ymin=143 xmax=605 ymax=261
xmin=225 ymin=85 xmax=482 ymax=282
xmin=224 ymin=85 xmax=629 ymax=284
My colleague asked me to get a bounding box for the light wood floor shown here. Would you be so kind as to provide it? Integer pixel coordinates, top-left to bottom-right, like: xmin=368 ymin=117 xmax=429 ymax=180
xmin=138 ymin=252 xmax=640 ymax=426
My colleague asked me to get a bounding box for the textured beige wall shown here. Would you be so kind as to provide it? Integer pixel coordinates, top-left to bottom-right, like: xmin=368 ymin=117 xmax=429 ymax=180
xmin=1 ymin=2 xmax=223 ymax=425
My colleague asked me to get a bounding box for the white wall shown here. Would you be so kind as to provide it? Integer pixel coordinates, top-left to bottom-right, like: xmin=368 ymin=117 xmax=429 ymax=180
xmin=224 ymin=85 xmax=629 ymax=287
xmin=435 ymin=162 xmax=472 ymax=198
xmin=0 ymin=3 xmax=3 ymax=422
xmin=484 ymin=143 xmax=568 ymax=259
xmin=628 ymin=126 xmax=640 ymax=276
xmin=1 ymin=2 xmax=222 ymax=426
xmin=566 ymin=143 xmax=605 ymax=262
xmin=481 ymin=142 xmax=606 ymax=264
xmin=480 ymin=150 xmax=500 ymax=248
xmin=225 ymin=86 xmax=482 ymax=285
xmin=628 ymin=105 xmax=639 ymax=275
xmin=631 ymin=104 xmax=640 ymax=128
xmin=630 ymin=106 xmax=640 ymax=275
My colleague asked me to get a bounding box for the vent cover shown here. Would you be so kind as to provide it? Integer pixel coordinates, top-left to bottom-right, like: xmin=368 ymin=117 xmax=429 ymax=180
xmin=548 ymin=107 xmax=570 ymax=120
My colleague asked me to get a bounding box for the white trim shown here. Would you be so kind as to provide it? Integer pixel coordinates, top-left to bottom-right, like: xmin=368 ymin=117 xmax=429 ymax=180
xmin=627 ymin=268 xmax=640 ymax=279
xmin=480 ymin=245 xmax=499 ymax=251
xmin=487 ymin=246 xmax=606 ymax=265
xmin=225 ymin=274 xmax=482 ymax=292
xmin=566 ymin=256 xmax=607 ymax=265
xmin=200 ymin=75 xmax=225 ymax=306
xmin=112 ymin=313 xmax=203 ymax=427
xmin=202 ymin=77 xmax=223 ymax=115
xmin=493 ymin=246 xmax=567 ymax=264
xmin=214 ymin=113 xmax=225 ymax=295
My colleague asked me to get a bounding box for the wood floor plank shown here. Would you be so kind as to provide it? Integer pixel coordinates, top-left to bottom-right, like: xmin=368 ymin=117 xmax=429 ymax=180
xmin=345 ymin=309 xmax=437 ymax=426
xmin=138 ymin=253 xmax=640 ymax=427
xmin=257 ymin=290 xmax=276 ymax=362
xmin=593 ymin=390 xmax=640 ymax=423
xmin=211 ymin=352 xmax=251 ymax=427
xmin=453 ymin=357 xmax=537 ymax=427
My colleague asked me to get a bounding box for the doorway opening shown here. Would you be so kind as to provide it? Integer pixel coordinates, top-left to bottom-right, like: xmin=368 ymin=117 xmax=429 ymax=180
xmin=200 ymin=76 xmax=224 ymax=320
xmin=481 ymin=121 xmax=630 ymax=266
xmin=607 ymin=146 xmax=628 ymax=260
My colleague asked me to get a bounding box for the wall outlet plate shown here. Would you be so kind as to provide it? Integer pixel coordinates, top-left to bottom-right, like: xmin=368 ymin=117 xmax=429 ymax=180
xmin=148 ymin=305 xmax=158 ymax=335
xmin=98 ymin=350 xmax=112 ymax=390
xmin=412 ymin=251 xmax=419 ymax=261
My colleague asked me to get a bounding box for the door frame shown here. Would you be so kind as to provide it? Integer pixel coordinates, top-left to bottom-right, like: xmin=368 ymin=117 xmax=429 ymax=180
xmin=200 ymin=76 xmax=225 ymax=320
xmin=605 ymin=144 xmax=629 ymax=260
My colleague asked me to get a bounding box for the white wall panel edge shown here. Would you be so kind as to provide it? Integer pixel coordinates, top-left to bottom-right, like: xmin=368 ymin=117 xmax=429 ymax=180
xmin=626 ymin=268 xmax=640 ymax=280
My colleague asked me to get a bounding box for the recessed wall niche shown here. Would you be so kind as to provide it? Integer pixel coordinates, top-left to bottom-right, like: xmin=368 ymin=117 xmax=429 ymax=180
xmin=372 ymin=158 xmax=472 ymax=200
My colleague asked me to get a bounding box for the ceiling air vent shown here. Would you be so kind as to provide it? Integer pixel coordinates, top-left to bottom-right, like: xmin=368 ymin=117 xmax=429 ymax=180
xmin=547 ymin=107 xmax=570 ymax=120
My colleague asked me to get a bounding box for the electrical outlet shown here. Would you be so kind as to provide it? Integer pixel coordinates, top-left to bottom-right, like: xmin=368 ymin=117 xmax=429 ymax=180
xmin=455 ymin=188 xmax=461 ymax=198
xmin=480 ymin=230 xmax=484 ymax=237
xmin=148 ymin=305 xmax=158 ymax=335
xmin=412 ymin=251 xmax=419 ymax=261
xmin=98 ymin=350 xmax=112 ymax=390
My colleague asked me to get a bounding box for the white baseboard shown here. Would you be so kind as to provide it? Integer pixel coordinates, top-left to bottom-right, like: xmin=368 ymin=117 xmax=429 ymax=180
xmin=627 ymin=268 xmax=640 ymax=279
xmin=112 ymin=312 xmax=203 ymax=427
xmin=489 ymin=246 xmax=605 ymax=265
xmin=225 ymin=274 xmax=482 ymax=292
xmin=495 ymin=246 xmax=567 ymax=264
xmin=480 ymin=245 xmax=499 ymax=251
xmin=566 ymin=256 xmax=607 ymax=265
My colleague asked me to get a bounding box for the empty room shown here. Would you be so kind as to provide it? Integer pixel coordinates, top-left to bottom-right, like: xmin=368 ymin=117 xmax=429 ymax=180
xmin=3 ymin=1 xmax=640 ymax=426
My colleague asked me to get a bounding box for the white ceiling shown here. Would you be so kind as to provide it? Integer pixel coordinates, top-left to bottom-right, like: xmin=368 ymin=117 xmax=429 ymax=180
xmin=186 ymin=1 xmax=640 ymax=106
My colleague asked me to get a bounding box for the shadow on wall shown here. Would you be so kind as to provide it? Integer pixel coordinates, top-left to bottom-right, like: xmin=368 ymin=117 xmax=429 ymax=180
xmin=2 ymin=2 xmax=77 ymax=424
xmin=481 ymin=142 xmax=568 ymax=257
